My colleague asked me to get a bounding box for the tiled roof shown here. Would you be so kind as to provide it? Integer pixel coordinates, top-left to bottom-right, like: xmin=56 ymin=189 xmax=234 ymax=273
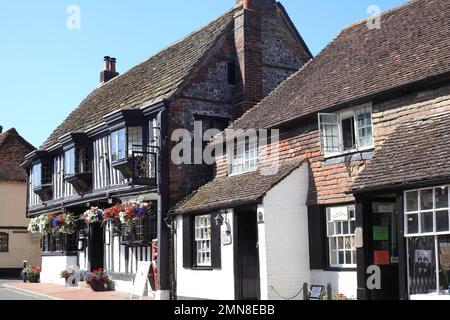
xmin=174 ymin=159 xmax=305 ymax=214
xmin=0 ymin=128 xmax=35 ymax=182
xmin=232 ymin=0 xmax=450 ymax=131
xmin=351 ymin=111 xmax=450 ymax=193
xmin=41 ymin=7 xmax=237 ymax=149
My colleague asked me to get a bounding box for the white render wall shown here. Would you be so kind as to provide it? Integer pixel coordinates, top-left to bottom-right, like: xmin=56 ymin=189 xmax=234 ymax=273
xmin=176 ymin=209 xmax=235 ymax=300
xmin=310 ymin=270 xmax=357 ymax=299
xmin=40 ymin=255 xmax=78 ymax=285
xmin=259 ymin=163 xmax=311 ymax=300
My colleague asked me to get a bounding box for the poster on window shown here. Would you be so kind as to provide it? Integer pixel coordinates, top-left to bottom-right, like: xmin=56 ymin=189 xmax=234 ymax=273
xmin=329 ymin=206 xmax=348 ymax=222
xmin=440 ymin=243 xmax=450 ymax=267
xmin=415 ymin=250 xmax=432 ymax=264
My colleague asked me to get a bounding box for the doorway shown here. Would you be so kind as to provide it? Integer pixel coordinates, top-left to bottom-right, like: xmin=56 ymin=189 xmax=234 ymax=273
xmin=235 ymin=210 xmax=260 ymax=300
xmin=369 ymin=200 xmax=400 ymax=300
xmin=89 ymin=223 xmax=104 ymax=271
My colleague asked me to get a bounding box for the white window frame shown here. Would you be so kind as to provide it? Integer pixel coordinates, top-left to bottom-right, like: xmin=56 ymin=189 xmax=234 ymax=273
xmin=404 ymin=186 xmax=450 ymax=237
xmin=326 ymin=205 xmax=357 ymax=268
xmin=318 ymin=103 xmax=374 ymax=158
xmin=228 ymin=137 xmax=259 ymax=176
xmin=194 ymin=215 xmax=212 ymax=267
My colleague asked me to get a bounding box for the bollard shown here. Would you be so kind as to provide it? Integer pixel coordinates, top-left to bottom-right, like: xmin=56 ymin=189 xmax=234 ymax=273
xmin=21 ymin=260 xmax=28 ymax=283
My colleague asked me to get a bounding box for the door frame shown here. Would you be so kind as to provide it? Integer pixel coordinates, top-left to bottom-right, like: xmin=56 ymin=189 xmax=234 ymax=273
xmin=233 ymin=208 xmax=261 ymax=300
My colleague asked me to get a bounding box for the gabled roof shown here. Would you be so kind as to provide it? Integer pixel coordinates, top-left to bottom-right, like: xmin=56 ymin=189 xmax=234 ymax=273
xmin=232 ymin=0 xmax=450 ymax=131
xmin=0 ymin=128 xmax=35 ymax=182
xmin=351 ymin=111 xmax=450 ymax=193
xmin=41 ymin=7 xmax=238 ymax=149
xmin=174 ymin=159 xmax=305 ymax=214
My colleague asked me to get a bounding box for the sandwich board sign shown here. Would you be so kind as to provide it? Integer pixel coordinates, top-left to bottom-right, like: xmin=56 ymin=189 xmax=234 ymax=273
xmin=130 ymin=261 xmax=153 ymax=300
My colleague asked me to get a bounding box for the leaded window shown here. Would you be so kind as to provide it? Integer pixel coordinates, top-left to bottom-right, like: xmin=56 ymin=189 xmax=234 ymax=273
xmin=0 ymin=233 xmax=8 ymax=252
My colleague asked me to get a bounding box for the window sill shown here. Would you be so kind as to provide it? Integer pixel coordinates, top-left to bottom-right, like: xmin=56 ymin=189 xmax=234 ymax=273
xmin=228 ymin=168 xmax=258 ymax=177
xmin=324 ymin=267 xmax=357 ymax=272
xmin=324 ymin=147 xmax=374 ymax=160
xmin=190 ymin=266 xmax=214 ymax=271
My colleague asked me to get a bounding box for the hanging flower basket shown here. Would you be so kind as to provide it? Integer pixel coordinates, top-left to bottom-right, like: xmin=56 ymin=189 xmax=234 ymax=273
xmin=28 ymin=212 xmax=78 ymax=235
xmin=83 ymin=207 xmax=104 ymax=225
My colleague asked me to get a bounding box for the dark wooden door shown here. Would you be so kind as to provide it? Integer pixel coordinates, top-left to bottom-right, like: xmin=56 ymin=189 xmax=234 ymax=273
xmin=236 ymin=212 xmax=260 ymax=300
xmin=89 ymin=223 xmax=104 ymax=271
xmin=370 ymin=204 xmax=400 ymax=300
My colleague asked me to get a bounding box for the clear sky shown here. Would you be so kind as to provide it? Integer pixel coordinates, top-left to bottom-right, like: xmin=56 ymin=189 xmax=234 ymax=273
xmin=0 ymin=0 xmax=408 ymax=148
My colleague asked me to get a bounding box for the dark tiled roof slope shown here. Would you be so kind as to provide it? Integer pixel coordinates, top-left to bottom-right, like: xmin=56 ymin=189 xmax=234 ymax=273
xmin=232 ymin=0 xmax=450 ymax=131
xmin=0 ymin=128 xmax=35 ymax=182
xmin=351 ymin=112 xmax=450 ymax=192
xmin=41 ymin=8 xmax=236 ymax=149
xmin=174 ymin=159 xmax=305 ymax=214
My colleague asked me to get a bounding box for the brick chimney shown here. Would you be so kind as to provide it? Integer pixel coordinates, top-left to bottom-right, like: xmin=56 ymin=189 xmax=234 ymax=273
xmin=100 ymin=56 xmax=119 ymax=84
xmin=234 ymin=0 xmax=277 ymax=114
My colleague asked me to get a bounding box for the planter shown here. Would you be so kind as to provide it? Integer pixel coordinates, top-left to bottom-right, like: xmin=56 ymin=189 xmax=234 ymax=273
xmin=27 ymin=277 xmax=40 ymax=283
xmin=89 ymin=280 xmax=108 ymax=292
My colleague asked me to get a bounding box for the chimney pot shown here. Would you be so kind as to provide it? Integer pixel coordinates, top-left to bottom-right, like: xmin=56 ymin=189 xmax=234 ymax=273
xmin=104 ymin=56 xmax=111 ymax=71
xmin=110 ymin=57 xmax=117 ymax=73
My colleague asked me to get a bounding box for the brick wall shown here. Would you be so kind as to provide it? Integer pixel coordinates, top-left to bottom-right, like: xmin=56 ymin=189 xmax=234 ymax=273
xmin=167 ymin=3 xmax=311 ymax=205
xmin=214 ymin=82 xmax=450 ymax=206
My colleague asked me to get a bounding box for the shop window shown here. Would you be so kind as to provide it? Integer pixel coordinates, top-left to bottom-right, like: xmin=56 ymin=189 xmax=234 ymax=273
xmin=326 ymin=205 xmax=357 ymax=268
xmin=405 ymin=186 xmax=450 ymax=296
xmin=318 ymin=103 xmax=374 ymax=157
xmin=0 ymin=233 xmax=8 ymax=252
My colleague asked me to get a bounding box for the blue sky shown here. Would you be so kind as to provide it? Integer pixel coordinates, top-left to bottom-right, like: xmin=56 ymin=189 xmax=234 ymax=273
xmin=0 ymin=0 xmax=408 ymax=147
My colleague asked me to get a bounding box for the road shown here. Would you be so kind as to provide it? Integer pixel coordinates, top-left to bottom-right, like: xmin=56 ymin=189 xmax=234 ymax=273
xmin=0 ymin=280 xmax=48 ymax=300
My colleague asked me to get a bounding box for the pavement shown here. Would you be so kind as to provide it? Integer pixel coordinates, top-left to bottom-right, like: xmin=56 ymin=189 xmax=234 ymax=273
xmin=0 ymin=280 xmax=154 ymax=300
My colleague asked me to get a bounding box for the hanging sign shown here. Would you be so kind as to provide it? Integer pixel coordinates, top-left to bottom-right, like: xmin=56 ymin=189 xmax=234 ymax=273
xmin=329 ymin=207 xmax=349 ymax=222
xmin=373 ymin=226 xmax=389 ymax=241
xmin=130 ymin=261 xmax=153 ymax=300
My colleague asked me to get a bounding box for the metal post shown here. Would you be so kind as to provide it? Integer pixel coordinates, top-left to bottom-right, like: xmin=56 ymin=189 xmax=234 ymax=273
xmin=327 ymin=283 xmax=333 ymax=300
xmin=303 ymin=282 xmax=309 ymax=300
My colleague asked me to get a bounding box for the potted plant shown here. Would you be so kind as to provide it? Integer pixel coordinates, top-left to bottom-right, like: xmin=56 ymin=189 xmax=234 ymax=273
xmin=60 ymin=266 xmax=80 ymax=286
xmin=85 ymin=269 xmax=111 ymax=292
xmin=25 ymin=265 xmax=41 ymax=283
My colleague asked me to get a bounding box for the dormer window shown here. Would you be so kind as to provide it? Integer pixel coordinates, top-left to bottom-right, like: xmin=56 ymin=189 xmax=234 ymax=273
xmin=318 ymin=103 xmax=374 ymax=157
xmin=229 ymin=137 xmax=259 ymax=175
xmin=59 ymin=133 xmax=92 ymax=194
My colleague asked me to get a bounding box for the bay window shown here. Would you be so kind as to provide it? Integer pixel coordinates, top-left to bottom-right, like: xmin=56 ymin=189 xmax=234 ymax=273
xmin=319 ymin=103 xmax=374 ymax=157
xmin=230 ymin=137 xmax=259 ymax=175
xmin=326 ymin=205 xmax=357 ymax=268
xmin=405 ymin=186 xmax=450 ymax=296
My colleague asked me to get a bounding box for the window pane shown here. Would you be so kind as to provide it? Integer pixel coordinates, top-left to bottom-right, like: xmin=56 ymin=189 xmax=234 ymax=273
xmin=338 ymin=251 xmax=345 ymax=265
xmin=345 ymin=251 xmax=352 ymax=265
xmin=407 ymin=214 xmax=419 ymax=234
xmin=342 ymin=221 xmax=349 ymax=235
xmin=355 ymin=106 xmax=373 ymax=149
xmin=64 ymin=148 xmax=75 ymax=175
xmin=342 ymin=117 xmax=355 ymax=151
xmin=438 ymin=235 xmax=450 ymax=294
xmin=421 ymin=212 xmax=434 ymax=233
xmin=337 ymin=237 xmax=343 ymax=249
xmin=336 ymin=223 xmax=342 ymax=235
xmin=111 ymin=128 xmax=126 ymax=161
xmin=436 ymin=187 xmax=449 ymax=209
xmin=436 ymin=211 xmax=450 ymax=233
xmin=128 ymin=126 xmax=143 ymax=156
xmin=33 ymin=163 xmax=41 ymax=187
xmin=406 ymin=191 xmax=419 ymax=212
xmin=420 ymin=189 xmax=433 ymax=211
xmin=407 ymin=237 xmax=436 ymax=295
xmin=330 ymin=251 xmax=337 ymax=265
